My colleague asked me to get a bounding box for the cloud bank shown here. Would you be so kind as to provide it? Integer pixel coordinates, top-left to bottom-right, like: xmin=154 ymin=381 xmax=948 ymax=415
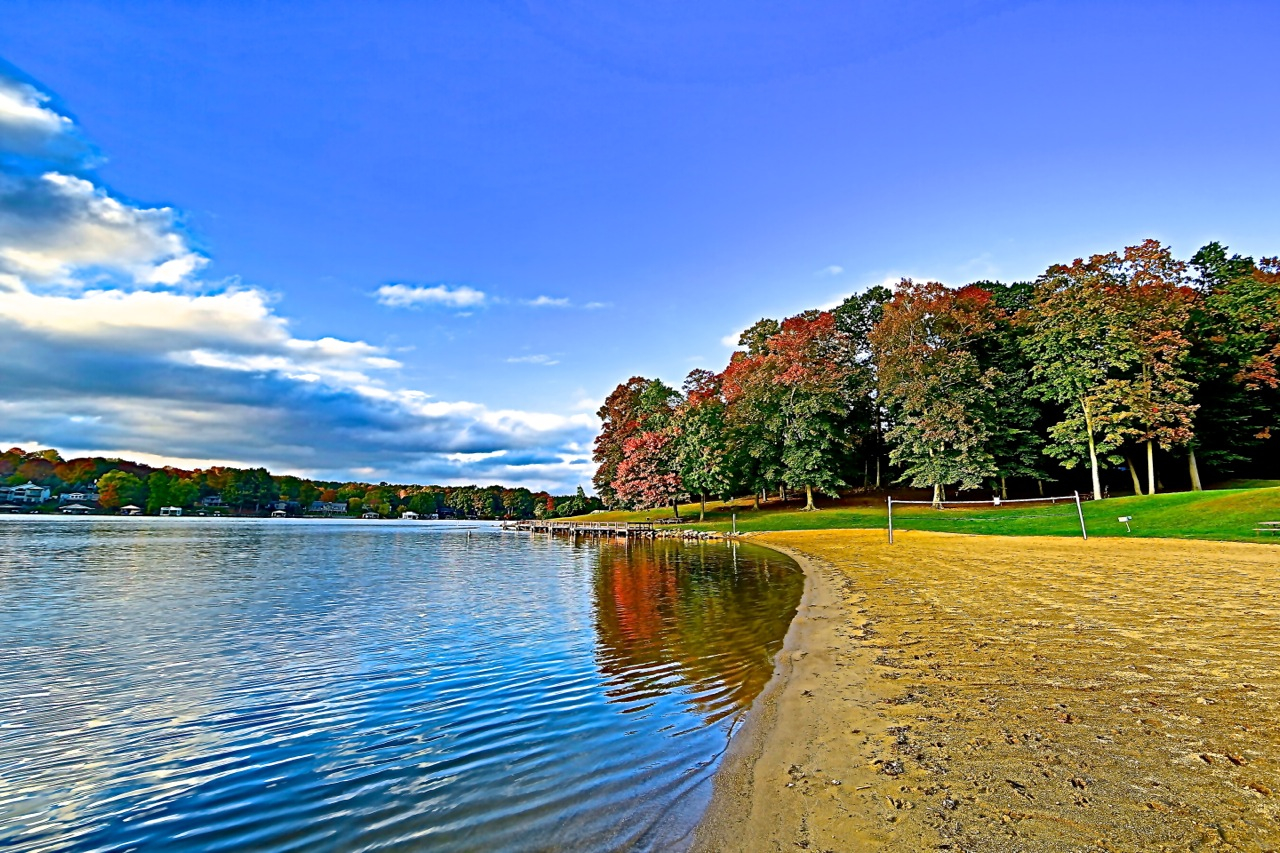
xmin=0 ymin=67 xmax=595 ymax=492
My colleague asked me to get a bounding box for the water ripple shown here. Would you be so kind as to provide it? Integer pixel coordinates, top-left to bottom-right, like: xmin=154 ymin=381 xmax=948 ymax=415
xmin=0 ymin=518 xmax=800 ymax=852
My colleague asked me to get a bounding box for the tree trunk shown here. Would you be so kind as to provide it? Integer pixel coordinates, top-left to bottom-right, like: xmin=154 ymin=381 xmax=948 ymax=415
xmin=1037 ymin=479 xmax=1044 ymax=497
xmin=1188 ymin=446 xmax=1203 ymax=492
xmin=780 ymin=485 xmax=787 ymax=502
xmin=699 ymin=492 xmax=706 ymax=522
xmin=752 ymin=492 xmax=760 ymax=510
xmin=804 ymin=484 xmax=815 ymax=511
xmin=875 ymin=456 xmax=881 ymax=489
xmin=863 ymin=459 xmax=869 ymax=489
xmin=1146 ymin=440 xmax=1156 ymax=496
xmin=931 ymin=483 xmax=942 ymax=509
xmin=1125 ymin=456 xmax=1143 ymax=495
xmin=1082 ymin=400 xmax=1103 ymax=500
xmin=672 ymin=498 xmax=680 ymax=520
xmin=1000 ymin=476 xmax=1008 ymax=500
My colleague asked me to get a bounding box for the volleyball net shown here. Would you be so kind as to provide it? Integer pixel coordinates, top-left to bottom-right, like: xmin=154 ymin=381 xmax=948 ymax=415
xmin=886 ymin=492 xmax=1088 ymax=543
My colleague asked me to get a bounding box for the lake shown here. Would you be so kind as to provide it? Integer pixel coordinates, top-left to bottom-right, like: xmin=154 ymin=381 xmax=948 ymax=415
xmin=0 ymin=518 xmax=802 ymax=852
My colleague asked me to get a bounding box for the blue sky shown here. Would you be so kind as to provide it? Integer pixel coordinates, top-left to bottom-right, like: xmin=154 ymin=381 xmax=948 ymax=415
xmin=2 ymin=0 xmax=1279 ymax=491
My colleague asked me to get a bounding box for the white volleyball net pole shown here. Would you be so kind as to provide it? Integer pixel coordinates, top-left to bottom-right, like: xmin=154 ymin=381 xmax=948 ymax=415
xmin=887 ymin=491 xmax=1088 ymax=543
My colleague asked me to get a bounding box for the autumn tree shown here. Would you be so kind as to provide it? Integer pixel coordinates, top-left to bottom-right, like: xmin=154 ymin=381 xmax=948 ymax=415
xmin=592 ymin=377 xmax=680 ymax=507
xmin=724 ymin=311 xmax=854 ymax=510
xmin=98 ymin=470 xmax=147 ymax=509
xmin=871 ymin=280 xmax=1003 ymax=506
xmin=612 ymin=430 xmax=683 ymax=514
xmin=1113 ymin=240 xmax=1198 ymax=494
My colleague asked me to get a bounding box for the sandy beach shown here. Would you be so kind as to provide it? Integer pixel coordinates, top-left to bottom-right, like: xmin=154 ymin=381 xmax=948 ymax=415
xmin=694 ymin=530 xmax=1280 ymax=852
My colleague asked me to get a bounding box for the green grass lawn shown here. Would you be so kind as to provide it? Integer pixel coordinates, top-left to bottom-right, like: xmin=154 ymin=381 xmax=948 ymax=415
xmin=567 ymin=487 xmax=1280 ymax=544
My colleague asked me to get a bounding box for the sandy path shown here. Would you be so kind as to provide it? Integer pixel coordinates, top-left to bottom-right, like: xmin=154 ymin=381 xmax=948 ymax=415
xmin=693 ymin=530 xmax=1280 ymax=852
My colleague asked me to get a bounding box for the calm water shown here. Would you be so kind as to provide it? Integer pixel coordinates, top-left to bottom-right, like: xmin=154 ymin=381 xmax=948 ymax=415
xmin=0 ymin=518 xmax=802 ymax=852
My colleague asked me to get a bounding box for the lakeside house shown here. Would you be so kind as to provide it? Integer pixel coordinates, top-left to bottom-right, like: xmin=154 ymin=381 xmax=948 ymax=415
xmin=0 ymin=482 xmax=52 ymax=504
xmin=200 ymin=494 xmax=226 ymax=507
xmin=270 ymin=509 xmax=287 ymax=518
xmin=59 ymin=490 xmax=99 ymax=505
xmin=401 ymin=510 xmax=420 ymax=520
xmin=361 ymin=511 xmax=380 ymax=519
xmin=159 ymin=506 xmax=183 ymax=517
xmin=308 ymin=500 xmax=348 ymax=516
xmin=119 ymin=505 xmax=142 ymax=515
xmin=60 ymin=504 xmax=93 ymax=515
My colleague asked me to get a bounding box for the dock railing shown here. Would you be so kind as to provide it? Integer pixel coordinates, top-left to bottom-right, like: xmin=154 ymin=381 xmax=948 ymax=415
xmin=513 ymin=520 xmax=657 ymax=537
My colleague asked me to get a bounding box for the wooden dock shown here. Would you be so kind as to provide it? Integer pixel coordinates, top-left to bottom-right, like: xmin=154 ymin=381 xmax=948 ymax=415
xmin=511 ymin=520 xmax=657 ymax=537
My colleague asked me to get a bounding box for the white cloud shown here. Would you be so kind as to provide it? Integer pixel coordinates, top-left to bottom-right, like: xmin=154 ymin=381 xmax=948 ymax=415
xmin=0 ymin=279 xmax=598 ymax=489
xmin=506 ymin=354 xmax=560 ymax=366
xmin=0 ymin=78 xmax=70 ymax=137
xmin=583 ymin=301 xmax=610 ymax=309
xmin=375 ymin=283 xmax=487 ymax=309
xmin=0 ymin=172 xmax=206 ymax=288
xmin=0 ymin=67 xmax=599 ymax=493
xmin=817 ymin=264 xmax=844 ymax=276
xmin=525 ymin=295 xmax=570 ymax=307
xmin=721 ymin=330 xmax=744 ymax=349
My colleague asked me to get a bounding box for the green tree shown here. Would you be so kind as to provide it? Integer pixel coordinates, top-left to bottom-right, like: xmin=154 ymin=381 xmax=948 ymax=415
xmin=672 ymin=369 xmax=737 ymax=520
xmin=1021 ymin=253 xmax=1135 ymax=500
xmin=146 ymin=470 xmax=173 ymax=514
xmin=1188 ymin=243 xmax=1280 ymax=480
xmin=833 ymin=285 xmax=892 ymax=488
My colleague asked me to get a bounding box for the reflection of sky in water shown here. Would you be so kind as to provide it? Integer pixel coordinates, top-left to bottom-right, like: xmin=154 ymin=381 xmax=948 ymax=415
xmin=0 ymin=519 xmax=800 ymax=852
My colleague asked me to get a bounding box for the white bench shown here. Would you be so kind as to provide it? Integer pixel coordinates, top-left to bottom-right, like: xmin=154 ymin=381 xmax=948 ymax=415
xmin=1254 ymin=521 xmax=1280 ymax=535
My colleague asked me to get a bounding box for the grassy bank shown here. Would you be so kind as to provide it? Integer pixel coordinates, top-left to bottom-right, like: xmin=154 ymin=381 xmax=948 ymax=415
xmin=569 ymin=485 xmax=1280 ymax=543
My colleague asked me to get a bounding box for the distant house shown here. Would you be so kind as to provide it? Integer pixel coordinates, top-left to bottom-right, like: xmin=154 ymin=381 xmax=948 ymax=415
xmin=59 ymin=491 xmax=99 ymax=505
xmin=0 ymin=483 xmax=51 ymax=505
xmin=200 ymin=494 xmax=226 ymax=507
xmin=159 ymin=506 xmax=183 ymax=517
xmin=401 ymin=510 xmax=419 ymax=520
xmin=361 ymin=511 xmax=380 ymax=519
xmin=60 ymin=503 xmax=93 ymax=515
xmin=268 ymin=500 xmax=301 ymax=515
xmin=308 ymin=501 xmax=348 ymax=516
xmin=119 ymin=505 xmax=142 ymax=515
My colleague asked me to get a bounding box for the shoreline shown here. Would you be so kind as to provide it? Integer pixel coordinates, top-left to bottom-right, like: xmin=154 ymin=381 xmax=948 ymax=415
xmin=694 ymin=530 xmax=1280 ymax=851
xmin=692 ymin=535 xmax=895 ymax=851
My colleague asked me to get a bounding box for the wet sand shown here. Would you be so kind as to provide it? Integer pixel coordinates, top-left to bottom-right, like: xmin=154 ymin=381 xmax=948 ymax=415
xmin=694 ymin=530 xmax=1280 ymax=852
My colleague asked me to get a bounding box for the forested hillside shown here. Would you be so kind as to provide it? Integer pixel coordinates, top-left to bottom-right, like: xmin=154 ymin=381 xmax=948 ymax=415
xmin=0 ymin=447 xmax=601 ymax=518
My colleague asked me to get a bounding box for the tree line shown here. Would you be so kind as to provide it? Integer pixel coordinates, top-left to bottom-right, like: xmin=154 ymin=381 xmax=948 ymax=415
xmin=0 ymin=447 xmax=602 ymax=518
xmin=593 ymin=240 xmax=1280 ymax=515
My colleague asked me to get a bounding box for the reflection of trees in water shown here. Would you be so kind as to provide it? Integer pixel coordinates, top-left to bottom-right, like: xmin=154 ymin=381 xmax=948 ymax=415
xmin=590 ymin=539 xmax=802 ymax=724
